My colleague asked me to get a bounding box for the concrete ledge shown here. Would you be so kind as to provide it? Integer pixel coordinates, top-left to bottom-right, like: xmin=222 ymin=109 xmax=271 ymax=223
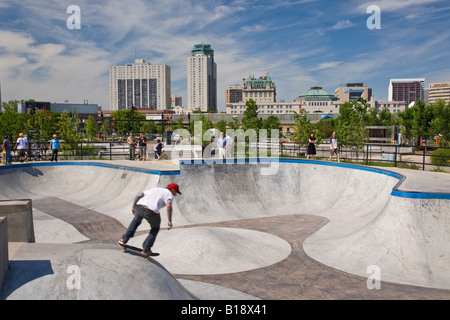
xmin=0 ymin=217 xmax=8 ymax=292
xmin=0 ymin=200 xmax=35 ymax=243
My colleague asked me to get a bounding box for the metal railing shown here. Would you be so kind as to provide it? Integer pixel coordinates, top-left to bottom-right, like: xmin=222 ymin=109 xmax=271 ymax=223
xmin=5 ymin=140 xmax=450 ymax=171
xmin=280 ymin=142 xmax=450 ymax=170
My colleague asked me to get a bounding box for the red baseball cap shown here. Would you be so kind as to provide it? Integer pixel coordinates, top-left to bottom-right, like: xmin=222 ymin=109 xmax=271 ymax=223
xmin=167 ymin=183 xmax=182 ymax=194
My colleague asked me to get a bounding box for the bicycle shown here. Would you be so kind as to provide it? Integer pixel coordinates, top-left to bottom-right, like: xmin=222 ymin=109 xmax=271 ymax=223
xmin=154 ymin=147 xmax=168 ymax=160
xmin=161 ymin=149 xmax=168 ymax=160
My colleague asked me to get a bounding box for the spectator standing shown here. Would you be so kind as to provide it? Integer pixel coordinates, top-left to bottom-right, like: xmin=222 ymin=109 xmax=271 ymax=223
xmin=49 ymin=134 xmax=60 ymax=162
xmin=127 ymin=132 xmax=136 ymax=160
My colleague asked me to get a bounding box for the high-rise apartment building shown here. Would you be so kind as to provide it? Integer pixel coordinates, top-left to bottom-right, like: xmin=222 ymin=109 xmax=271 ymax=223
xmin=109 ymin=59 xmax=171 ymax=111
xmin=428 ymin=81 xmax=450 ymax=104
xmin=388 ymin=78 xmax=425 ymax=107
xmin=187 ymin=44 xmax=217 ymax=112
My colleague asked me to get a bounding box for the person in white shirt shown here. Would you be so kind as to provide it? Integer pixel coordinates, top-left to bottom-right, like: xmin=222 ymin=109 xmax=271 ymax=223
xmin=329 ymin=131 xmax=340 ymax=162
xmin=117 ymin=183 xmax=181 ymax=255
xmin=14 ymin=133 xmax=27 ymax=162
xmin=224 ymin=132 xmax=233 ymax=158
xmin=217 ymin=132 xmax=226 ymax=159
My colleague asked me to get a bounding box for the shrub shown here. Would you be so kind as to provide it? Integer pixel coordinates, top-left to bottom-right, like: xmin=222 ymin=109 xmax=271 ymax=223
xmin=431 ymin=148 xmax=450 ymax=166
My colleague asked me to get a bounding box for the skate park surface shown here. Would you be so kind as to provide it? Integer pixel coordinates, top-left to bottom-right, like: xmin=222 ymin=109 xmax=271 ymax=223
xmin=0 ymin=158 xmax=449 ymax=300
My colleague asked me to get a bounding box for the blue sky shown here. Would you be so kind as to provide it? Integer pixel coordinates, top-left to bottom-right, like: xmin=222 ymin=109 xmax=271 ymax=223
xmin=0 ymin=0 xmax=449 ymax=111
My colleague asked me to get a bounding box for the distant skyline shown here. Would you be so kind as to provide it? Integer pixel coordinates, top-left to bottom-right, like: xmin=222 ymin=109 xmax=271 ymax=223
xmin=0 ymin=0 xmax=449 ymax=111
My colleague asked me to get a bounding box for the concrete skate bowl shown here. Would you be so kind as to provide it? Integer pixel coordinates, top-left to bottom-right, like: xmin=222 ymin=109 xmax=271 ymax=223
xmin=0 ymin=160 xmax=449 ymax=299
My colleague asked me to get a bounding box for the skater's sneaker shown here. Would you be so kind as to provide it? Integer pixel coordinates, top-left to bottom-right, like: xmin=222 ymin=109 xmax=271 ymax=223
xmin=142 ymin=248 xmax=152 ymax=256
xmin=116 ymin=239 xmax=127 ymax=246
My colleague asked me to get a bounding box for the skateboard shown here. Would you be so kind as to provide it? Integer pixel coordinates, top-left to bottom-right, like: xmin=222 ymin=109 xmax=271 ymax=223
xmin=117 ymin=242 xmax=159 ymax=260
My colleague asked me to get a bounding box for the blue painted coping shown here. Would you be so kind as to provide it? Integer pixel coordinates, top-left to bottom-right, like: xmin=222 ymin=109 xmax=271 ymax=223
xmin=180 ymin=158 xmax=450 ymax=200
xmin=1 ymin=160 xmax=448 ymax=199
xmin=0 ymin=162 xmax=180 ymax=176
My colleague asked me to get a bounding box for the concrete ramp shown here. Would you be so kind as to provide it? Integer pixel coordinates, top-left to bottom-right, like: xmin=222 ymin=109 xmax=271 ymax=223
xmin=171 ymin=162 xmax=399 ymax=224
xmin=304 ymin=195 xmax=450 ymax=289
xmin=1 ymin=160 xmax=449 ymax=299
xmin=1 ymin=243 xmax=197 ymax=300
xmin=174 ymin=161 xmax=450 ymax=289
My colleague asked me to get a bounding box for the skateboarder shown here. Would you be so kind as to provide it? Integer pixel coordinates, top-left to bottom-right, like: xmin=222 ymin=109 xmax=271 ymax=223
xmin=117 ymin=183 xmax=182 ymax=255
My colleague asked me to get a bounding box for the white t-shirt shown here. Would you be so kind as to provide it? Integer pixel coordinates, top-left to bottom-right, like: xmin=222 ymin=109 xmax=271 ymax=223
xmin=136 ymin=188 xmax=174 ymax=214
xmin=16 ymin=137 xmax=27 ymax=149
xmin=330 ymin=137 xmax=338 ymax=149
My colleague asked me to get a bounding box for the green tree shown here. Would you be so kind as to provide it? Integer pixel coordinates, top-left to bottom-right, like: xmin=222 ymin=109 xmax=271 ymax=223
xmin=112 ymin=109 xmax=145 ymax=136
xmin=429 ymin=100 xmax=450 ymax=146
xmin=142 ymin=120 xmax=158 ymax=134
xmin=366 ymin=107 xmax=394 ymax=126
xmin=314 ymin=118 xmax=335 ymax=140
xmin=397 ymin=107 xmax=415 ymax=143
xmin=188 ymin=114 xmax=213 ymax=146
xmin=214 ymin=120 xmax=228 ymax=133
xmin=335 ymin=98 xmax=369 ymax=146
xmin=84 ymin=116 xmax=98 ymax=141
xmin=101 ymin=120 xmax=111 ymax=140
xmin=25 ymin=110 xmax=58 ymax=143
xmin=292 ymin=109 xmax=314 ymax=145
xmin=411 ymin=99 xmax=433 ymax=145
xmin=261 ymin=115 xmax=281 ymax=138
xmin=171 ymin=118 xmax=185 ymax=131
xmin=58 ymin=110 xmax=82 ymax=151
xmin=0 ymin=105 xmax=31 ymax=141
xmin=241 ymin=99 xmax=261 ymax=132
xmin=228 ymin=116 xmax=241 ymax=130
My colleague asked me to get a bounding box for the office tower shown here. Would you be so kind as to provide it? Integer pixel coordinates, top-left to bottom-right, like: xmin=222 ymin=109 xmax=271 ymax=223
xmin=225 ymin=84 xmax=243 ymax=104
xmin=171 ymin=95 xmax=182 ymax=108
xmin=187 ymin=44 xmax=217 ymax=112
xmin=428 ymin=81 xmax=450 ymax=104
xmin=335 ymin=83 xmax=372 ymax=102
xmin=109 ymin=59 xmax=171 ymax=111
xmin=389 ymin=78 xmax=425 ymax=107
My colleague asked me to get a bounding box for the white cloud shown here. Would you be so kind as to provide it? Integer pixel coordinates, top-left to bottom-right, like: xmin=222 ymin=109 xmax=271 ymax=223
xmin=0 ymin=30 xmax=111 ymax=106
xmin=355 ymin=0 xmax=443 ymax=13
xmin=312 ymin=61 xmax=341 ymax=71
xmin=241 ymin=25 xmax=267 ymax=33
xmin=330 ymin=19 xmax=355 ymax=30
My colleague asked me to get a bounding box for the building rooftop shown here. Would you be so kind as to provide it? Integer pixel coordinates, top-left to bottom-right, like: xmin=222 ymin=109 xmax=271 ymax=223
xmin=244 ymin=75 xmax=275 ymax=89
xmin=295 ymin=86 xmax=338 ymax=101
xmin=191 ymin=43 xmax=214 ymax=57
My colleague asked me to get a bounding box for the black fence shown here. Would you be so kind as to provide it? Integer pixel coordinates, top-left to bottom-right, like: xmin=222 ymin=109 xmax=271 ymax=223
xmin=280 ymin=142 xmax=450 ymax=171
xmin=4 ymin=140 xmax=450 ymax=171
xmin=7 ymin=142 xmax=144 ymax=162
